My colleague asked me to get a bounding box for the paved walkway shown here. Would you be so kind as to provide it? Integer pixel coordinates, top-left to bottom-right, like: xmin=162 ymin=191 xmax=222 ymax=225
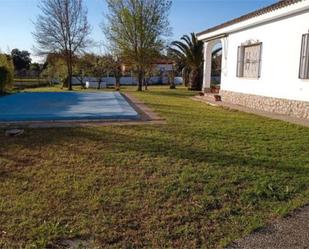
xmin=226 ymin=205 xmax=309 ymax=249
xmin=193 ymin=96 xmax=309 ymax=127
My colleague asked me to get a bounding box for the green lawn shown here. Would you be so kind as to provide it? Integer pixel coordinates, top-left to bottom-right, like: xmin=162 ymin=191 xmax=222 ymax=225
xmin=0 ymin=86 xmax=308 ymax=248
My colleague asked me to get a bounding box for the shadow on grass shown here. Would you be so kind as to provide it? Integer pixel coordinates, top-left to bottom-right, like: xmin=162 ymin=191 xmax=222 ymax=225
xmin=136 ymin=89 xmax=197 ymax=99
xmin=1 ymin=126 xmax=308 ymax=177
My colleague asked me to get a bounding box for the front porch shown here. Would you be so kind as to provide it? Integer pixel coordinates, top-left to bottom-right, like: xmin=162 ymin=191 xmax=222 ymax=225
xmin=202 ymin=36 xmax=227 ymax=94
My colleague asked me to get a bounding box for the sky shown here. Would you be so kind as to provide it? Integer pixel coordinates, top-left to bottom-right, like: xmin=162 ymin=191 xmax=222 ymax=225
xmin=0 ymin=0 xmax=276 ymax=62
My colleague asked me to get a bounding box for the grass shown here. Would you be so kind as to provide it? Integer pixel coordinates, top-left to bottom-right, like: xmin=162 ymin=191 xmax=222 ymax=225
xmin=0 ymin=86 xmax=308 ymax=248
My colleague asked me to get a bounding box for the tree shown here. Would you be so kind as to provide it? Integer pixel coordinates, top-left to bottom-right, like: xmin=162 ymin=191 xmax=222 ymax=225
xmin=169 ymin=33 xmax=204 ymax=90
xmin=74 ymin=53 xmax=97 ymax=88
xmin=167 ymin=69 xmax=176 ymax=89
xmin=0 ymin=67 xmax=10 ymax=94
xmin=102 ymin=55 xmax=122 ymax=91
xmin=33 ymin=0 xmax=91 ymax=90
xmin=144 ymin=63 xmax=155 ymax=91
xmin=41 ymin=53 xmax=67 ymax=84
xmin=29 ymin=63 xmax=43 ymax=79
xmin=91 ymin=56 xmax=107 ymax=90
xmin=11 ymin=49 xmax=32 ymax=71
xmin=30 ymin=63 xmax=41 ymax=72
xmin=0 ymin=54 xmax=14 ymax=94
xmin=104 ymin=0 xmax=172 ymax=91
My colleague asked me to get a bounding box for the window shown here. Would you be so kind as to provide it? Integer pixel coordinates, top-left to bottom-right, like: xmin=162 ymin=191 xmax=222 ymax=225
xmin=299 ymin=33 xmax=309 ymax=79
xmin=237 ymin=43 xmax=262 ymax=78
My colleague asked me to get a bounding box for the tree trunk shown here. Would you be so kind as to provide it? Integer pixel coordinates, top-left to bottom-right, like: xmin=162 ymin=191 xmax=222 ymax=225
xmin=169 ymin=71 xmax=176 ymax=89
xmin=189 ymin=69 xmax=199 ymax=90
xmin=197 ymin=68 xmax=203 ymax=91
xmin=80 ymin=71 xmax=85 ymax=89
xmin=63 ymin=48 xmax=73 ymax=91
xmin=97 ymin=78 xmax=102 ymax=89
xmin=137 ymin=70 xmax=143 ymax=91
xmin=68 ymin=54 xmax=73 ymax=91
xmin=144 ymin=77 xmax=148 ymax=91
xmin=159 ymin=71 xmax=163 ymax=85
xmin=115 ymin=76 xmax=120 ymax=91
xmin=68 ymin=68 xmax=73 ymax=90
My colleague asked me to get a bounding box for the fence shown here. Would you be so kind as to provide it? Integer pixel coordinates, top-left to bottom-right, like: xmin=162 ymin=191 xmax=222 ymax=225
xmin=72 ymin=76 xmax=183 ymax=86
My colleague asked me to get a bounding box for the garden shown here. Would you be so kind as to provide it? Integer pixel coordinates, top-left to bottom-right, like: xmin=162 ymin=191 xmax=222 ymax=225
xmin=0 ymin=86 xmax=308 ymax=248
xmin=0 ymin=0 xmax=308 ymax=248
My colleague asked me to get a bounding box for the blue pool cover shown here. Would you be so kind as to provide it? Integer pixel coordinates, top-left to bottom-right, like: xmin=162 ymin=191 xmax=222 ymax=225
xmin=0 ymin=92 xmax=140 ymax=122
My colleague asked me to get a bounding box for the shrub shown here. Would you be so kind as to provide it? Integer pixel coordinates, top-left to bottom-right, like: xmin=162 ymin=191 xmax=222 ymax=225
xmin=0 ymin=67 xmax=11 ymax=93
xmin=0 ymin=54 xmax=14 ymax=93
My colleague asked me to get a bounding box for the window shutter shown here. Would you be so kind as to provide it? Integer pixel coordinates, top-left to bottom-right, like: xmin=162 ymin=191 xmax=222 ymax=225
xmin=236 ymin=46 xmax=244 ymax=77
xmin=299 ymin=33 xmax=309 ymax=79
xmin=257 ymin=43 xmax=262 ymax=78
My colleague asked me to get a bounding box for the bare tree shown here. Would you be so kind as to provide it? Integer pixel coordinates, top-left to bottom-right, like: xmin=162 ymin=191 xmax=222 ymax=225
xmin=33 ymin=0 xmax=91 ymax=90
xmin=104 ymin=0 xmax=172 ymax=91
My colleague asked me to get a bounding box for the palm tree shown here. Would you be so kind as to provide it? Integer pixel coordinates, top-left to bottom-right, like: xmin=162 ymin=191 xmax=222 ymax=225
xmin=169 ymin=33 xmax=204 ymax=90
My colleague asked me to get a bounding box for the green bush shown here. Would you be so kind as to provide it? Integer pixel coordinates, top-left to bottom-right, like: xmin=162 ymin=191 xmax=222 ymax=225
xmin=0 ymin=54 xmax=14 ymax=93
xmin=0 ymin=66 xmax=10 ymax=93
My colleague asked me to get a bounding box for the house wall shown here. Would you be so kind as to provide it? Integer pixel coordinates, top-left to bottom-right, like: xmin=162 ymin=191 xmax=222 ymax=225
xmin=221 ymin=9 xmax=309 ymax=102
xmin=154 ymin=64 xmax=174 ymax=72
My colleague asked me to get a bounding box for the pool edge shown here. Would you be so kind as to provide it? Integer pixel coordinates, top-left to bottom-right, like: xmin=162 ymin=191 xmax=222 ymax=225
xmin=0 ymin=92 xmax=165 ymax=128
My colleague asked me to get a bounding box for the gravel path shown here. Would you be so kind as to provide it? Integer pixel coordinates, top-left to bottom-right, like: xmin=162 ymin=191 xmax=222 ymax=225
xmin=226 ymin=206 xmax=309 ymax=249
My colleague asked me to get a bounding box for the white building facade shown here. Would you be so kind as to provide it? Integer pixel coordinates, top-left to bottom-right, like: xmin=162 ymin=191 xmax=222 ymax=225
xmin=197 ymin=0 xmax=309 ymax=119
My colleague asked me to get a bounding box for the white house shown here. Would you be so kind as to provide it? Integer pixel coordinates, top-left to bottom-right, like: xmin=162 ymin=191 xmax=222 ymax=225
xmin=197 ymin=0 xmax=309 ymax=120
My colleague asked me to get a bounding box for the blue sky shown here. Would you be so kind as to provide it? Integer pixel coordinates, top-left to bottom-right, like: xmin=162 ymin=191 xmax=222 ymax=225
xmin=0 ymin=0 xmax=276 ymax=61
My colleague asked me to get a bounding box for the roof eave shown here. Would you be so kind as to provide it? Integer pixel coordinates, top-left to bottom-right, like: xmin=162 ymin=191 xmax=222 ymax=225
xmin=197 ymin=1 xmax=309 ymax=42
xmin=197 ymin=0 xmax=307 ymax=41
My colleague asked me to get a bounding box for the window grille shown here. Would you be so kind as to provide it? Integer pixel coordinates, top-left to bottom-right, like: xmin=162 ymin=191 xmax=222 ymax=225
xmin=237 ymin=43 xmax=262 ymax=79
xmin=299 ymin=33 xmax=309 ymax=79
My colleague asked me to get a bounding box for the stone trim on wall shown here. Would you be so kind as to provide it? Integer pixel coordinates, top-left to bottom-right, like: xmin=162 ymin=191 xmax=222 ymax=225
xmin=220 ymin=90 xmax=309 ymax=120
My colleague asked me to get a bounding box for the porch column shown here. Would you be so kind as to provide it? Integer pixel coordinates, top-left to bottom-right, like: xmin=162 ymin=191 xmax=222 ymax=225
xmin=202 ymin=41 xmax=213 ymax=93
xmin=220 ymin=37 xmax=228 ymax=79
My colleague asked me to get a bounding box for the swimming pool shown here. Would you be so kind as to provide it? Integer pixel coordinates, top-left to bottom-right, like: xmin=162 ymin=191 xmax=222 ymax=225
xmin=0 ymin=92 xmax=140 ymax=122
